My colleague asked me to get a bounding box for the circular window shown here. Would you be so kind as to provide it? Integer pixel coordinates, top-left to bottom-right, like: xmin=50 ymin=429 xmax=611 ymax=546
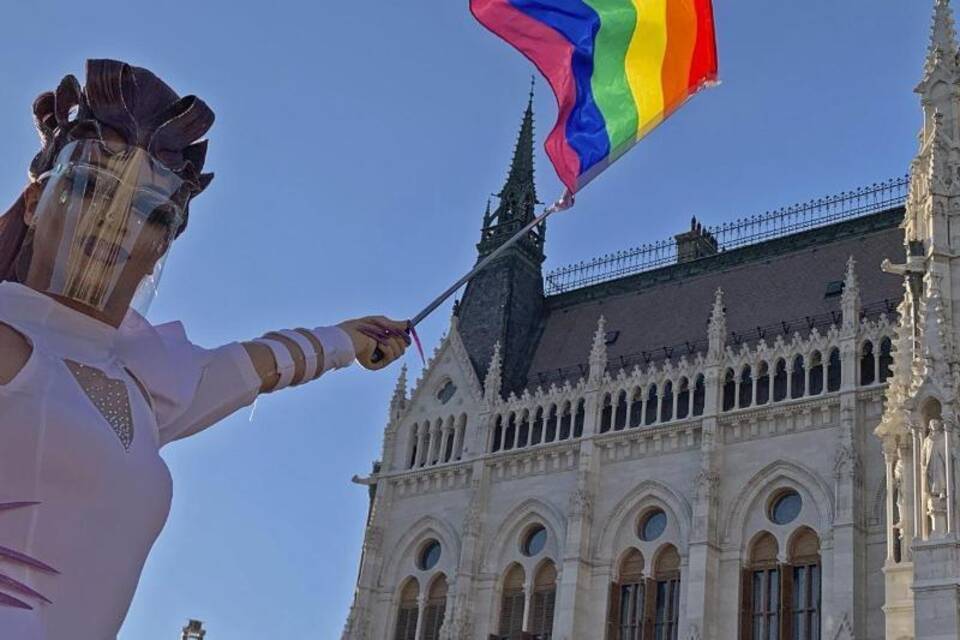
xmin=418 ymin=540 xmax=442 ymax=570
xmin=522 ymin=525 xmax=547 ymax=557
xmin=639 ymin=509 xmax=667 ymax=541
xmin=769 ymin=490 xmax=802 ymax=525
xmin=437 ymin=380 xmax=457 ymax=404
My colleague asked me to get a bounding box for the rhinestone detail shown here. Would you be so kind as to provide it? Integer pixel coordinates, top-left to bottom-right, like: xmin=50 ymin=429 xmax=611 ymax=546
xmin=65 ymin=360 xmax=134 ymax=451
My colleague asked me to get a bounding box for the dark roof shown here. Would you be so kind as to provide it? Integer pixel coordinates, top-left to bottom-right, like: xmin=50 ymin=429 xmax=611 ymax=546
xmin=525 ymin=207 xmax=905 ymax=388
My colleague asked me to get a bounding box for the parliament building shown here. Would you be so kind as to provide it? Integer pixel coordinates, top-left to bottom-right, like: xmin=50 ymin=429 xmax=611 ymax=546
xmin=342 ymin=2 xmax=960 ymax=638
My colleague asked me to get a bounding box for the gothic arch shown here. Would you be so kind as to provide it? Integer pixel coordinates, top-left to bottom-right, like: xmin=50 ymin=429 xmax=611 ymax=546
xmin=722 ymin=459 xmax=833 ymax=550
xmin=596 ymin=479 xmax=693 ymax=563
xmin=481 ymin=497 xmax=566 ymax=574
xmin=380 ymin=514 xmax=462 ymax=590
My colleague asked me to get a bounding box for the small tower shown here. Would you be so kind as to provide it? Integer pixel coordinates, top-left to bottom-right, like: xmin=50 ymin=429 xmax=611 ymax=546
xmin=458 ymin=87 xmax=546 ymax=395
xmin=180 ymin=620 xmax=206 ymax=640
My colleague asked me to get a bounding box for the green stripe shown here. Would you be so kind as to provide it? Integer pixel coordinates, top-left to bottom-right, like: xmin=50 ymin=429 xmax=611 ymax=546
xmin=582 ymin=0 xmax=640 ymax=150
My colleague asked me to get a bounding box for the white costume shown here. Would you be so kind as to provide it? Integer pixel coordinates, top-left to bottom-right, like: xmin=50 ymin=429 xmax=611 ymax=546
xmin=0 ymin=281 xmax=290 ymax=638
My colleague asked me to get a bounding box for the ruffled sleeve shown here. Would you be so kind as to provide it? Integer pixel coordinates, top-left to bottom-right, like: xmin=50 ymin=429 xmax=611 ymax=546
xmin=115 ymin=313 xmax=262 ymax=447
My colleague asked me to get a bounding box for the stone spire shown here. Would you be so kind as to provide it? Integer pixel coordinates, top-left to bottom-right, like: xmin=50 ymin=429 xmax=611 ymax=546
xmin=390 ymin=365 xmax=408 ymax=421
xmin=476 ymin=84 xmax=544 ymax=262
xmin=841 ymin=256 xmax=861 ymax=335
xmin=707 ymin=288 xmax=726 ymax=360
xmin=457 ymin=88 xmax=547 ymax=396
xmin=483 ymin=341 xmax=503 ymax=403
xmin=589 ymin=315 xmax=608 ymax=384
xmin=919 ymin=0 xmax=959 ymax=91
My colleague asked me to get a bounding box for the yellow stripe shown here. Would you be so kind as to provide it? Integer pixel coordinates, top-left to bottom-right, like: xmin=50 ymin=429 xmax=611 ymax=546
xmin=625 ymin=0 xmax=668 ymax=134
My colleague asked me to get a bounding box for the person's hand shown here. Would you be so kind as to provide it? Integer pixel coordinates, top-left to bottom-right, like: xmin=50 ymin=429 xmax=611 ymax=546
xmin=338 ymin=316 xmax=411 ymax=370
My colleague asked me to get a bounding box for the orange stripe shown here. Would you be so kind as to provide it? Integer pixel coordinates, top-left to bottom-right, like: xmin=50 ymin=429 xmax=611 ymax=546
xmin=661 ymin=0 xmax=699 ymax=112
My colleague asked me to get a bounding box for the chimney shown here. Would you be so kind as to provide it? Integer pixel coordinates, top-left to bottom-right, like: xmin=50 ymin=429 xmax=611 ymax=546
xmin=674 ymin=216 xmax=718 ymax=263
xmin=181 ymin=620 xmax=206 ymax=640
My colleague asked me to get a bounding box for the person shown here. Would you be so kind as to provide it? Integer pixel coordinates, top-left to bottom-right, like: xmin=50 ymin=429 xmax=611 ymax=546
xmin=0 ymin=59 xmax=410 ymax=639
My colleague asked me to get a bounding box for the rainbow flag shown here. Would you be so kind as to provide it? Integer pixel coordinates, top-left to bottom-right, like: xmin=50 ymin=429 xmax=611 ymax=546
xmin=471 ymin=0 xmax=718 ymax=195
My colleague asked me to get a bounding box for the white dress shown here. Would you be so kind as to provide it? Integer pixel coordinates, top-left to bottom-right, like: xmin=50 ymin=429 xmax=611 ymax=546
xmin=0 ymin=281 xmax=263 ymax=639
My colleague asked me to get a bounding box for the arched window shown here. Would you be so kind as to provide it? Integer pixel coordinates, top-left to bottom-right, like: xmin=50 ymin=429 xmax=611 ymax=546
xmin=773 ymin=360 xmax=788 ymax=402
xmin=574 ymin=399 xmax=586 ymax=437
xmin=741 ymin=532 xmax=780 ymax=640
xmin=443 ymin=417 xmax=455 ymax=463
xmin=661 ymin=381 xmax=675 ymax=423
xmin=559 ymin=402 xmax=572 ymax=440
xmin=393 ymin=578 xmax=419 ymax=640
xmin=723 ymin=369 xmax=736 ymax=412
xmin=756 ymin=362 xmax=770 ymax=406
xmin=693 ymin=375 xmax=706 ymax=417
xmin=645 ymin=385 xmax=659 ymax=425
xmin=422 ymin=575 xmax=448 ymax=640
xmin=654 ymin=545 xmax=681 ymax=640
xmin=491 ymin=417 xmax=503 ymax=453
xmin=608 ymin=549 xmax=646 ymax=640
xmin=615 ymin=391 xmax=629 ymax=430
xmin=601 ymin=393 xmax=614 ymax=433
xmin=530 ymin=561 xmax=557 ymax=638
xmin=531 ymin=407 xmax=544 ymax=446
xmin=676 ymin=378 xmax=690 ymax=421
xmin=629 ymin=387 xmax=644 ymax=428
xmin=789 ymin=529 xmax=821 ymax=640
xmin=455 ymin=414 xmax=466 ymax=460
xmin=739 ymin=366 xmax=754 ymax=408
xmin=827 ymin=348 xmax=841 ymax=392
xmin=791 ymin=356 xmax=805 ymax=399
xmin=879 ymin=337 xmax=893 ymax=383
xmin=545 ymin=405 xmax=558 ymax=443
xmin=499 ymin=564 xmax=525 ymax=638
xmin=517 ymin=412 xmax=530 ymax=449
xmin=504 ymin=414 xmax=517 ymax=451
xmin=860 ymin=341 xmax=875 ymax=385
xmin=808 ymin=351 xmax=823 ymax=396
xmin=409 ymin=423 xmax=420 ymax=468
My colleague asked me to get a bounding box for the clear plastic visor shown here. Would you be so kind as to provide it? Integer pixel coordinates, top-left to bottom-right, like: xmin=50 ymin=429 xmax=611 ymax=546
xmin=30 ymin=139 xmax=186 ymax=313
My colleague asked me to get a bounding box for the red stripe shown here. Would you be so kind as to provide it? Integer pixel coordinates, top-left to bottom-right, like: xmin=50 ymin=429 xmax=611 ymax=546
xmin=688 ymin=0 xmax=719 ymax=89
xmin=470 ymin=0 xmax=581 ymax=192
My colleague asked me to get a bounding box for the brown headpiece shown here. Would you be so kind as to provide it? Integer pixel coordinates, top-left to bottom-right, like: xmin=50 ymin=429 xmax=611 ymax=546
xmin=0 ymin=59 xmax=215 ymax=282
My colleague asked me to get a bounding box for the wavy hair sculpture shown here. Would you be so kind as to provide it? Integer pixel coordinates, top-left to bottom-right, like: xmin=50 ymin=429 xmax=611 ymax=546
xmin=0 ymin=58 xmax=215 ymax=282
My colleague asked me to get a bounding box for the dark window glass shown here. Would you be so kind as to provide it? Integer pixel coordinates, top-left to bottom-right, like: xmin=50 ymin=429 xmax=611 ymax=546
xmin=654 ymin=578 xmax=680 ymax=640
xmin=809 ymin=353 xmax=824 ymax=396
xmin=491 ymin=417 xmax=502 ymax=453
xmin=756 ymin=363 xmax=770 ymax=405
xmin=827 ymin=349 xmax=841 ymax=392
xmin=739 ymin=367 xmax=753 ymax=408
xmin=629 ymin=390 xmax=644 ymax=428
xmin=791 ymin=356 xmax=805 ymax=399
xmin=879 ymin=338 xmax=893 ymax=383
xmin=645 ymin=386 xmax=659 ymax=425
xmin=661 ymin=382 xmax=674 ymax=422
xmin=773 ymin=360 xmax=788 ymax=402
xmin=770 ymin=490 xmax=802 ymax=525
xmin=532 ymin=409 xmax=544 ymax=445
xmin=559 ymin=405 xmax=572 ymax=440
xmin=793 ymin=564 xmax=821 ymax=640
xmin=723 ymin=370 xmax=736 ymax=411
xmin=437 ymin=380 xmax=457 ymax=404
xmin=618 ymin=582 xmax=645 ymax=640
xmin=751 ymin=568 xmax=780 ymax=640
xmin=640 ymin=509 xmax=667 ymax=542
xmin=860 ymin=341 xmax=876 ymax=385
xmin=418 ymin=540 xmax=442 ymax=571
xmin=574 ymin=400 xmax=585 ymax=437
xmin=545 ymin=406 xmax=558 ymax=442
xmin=601 ymin=394 xmax=613 ymax=433
xmin=615 ymin=392 xmax=629 ymax=430
xmin=693 ymin=376 xmax=706 ymax=416
xmin=517 ymin=414 xmax=530 ymax=448
xmin=523 ymin=525 xmax=547 ymax=557
xmin=676 ymin=380 xmax=690 ymax=420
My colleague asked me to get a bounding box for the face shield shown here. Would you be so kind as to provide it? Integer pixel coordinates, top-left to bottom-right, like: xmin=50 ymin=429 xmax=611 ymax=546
xmin=29 ymin=139 xmax=187 ymax=314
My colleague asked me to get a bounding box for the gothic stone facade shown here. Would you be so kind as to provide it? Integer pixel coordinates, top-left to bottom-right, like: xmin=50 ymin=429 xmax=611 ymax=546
xmin=342 ymin=3 xmax=960 ymax=639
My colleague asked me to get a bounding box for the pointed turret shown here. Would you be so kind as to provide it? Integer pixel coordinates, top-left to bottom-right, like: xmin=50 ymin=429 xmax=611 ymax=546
xmin=919 ymin=0 xmax=959 ymax=92
xmin=707 ymin=288 xmax=726 ymax=361
xmin=484 ymin=342 xmax=503 ymax=403
xmin=476 ymin=82 xmax=545 ymax=262
xmin=841 ymin=256 xmax=861 ymax=335
xmin=589 ymin=316 xmax=608 ymax=385
xmin=457 ymin=89 xmax=548 ymax=396
xmin=389 ymin=365 xmax=408 ymax=422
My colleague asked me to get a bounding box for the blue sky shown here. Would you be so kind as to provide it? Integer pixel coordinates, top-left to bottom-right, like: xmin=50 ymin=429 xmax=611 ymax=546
xmin=0 ymin=1 xmax=931 ymax=637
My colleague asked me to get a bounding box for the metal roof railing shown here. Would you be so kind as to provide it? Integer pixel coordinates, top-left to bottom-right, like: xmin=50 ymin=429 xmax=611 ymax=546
xmin=544 ymin=175 xmax=909 ymax=295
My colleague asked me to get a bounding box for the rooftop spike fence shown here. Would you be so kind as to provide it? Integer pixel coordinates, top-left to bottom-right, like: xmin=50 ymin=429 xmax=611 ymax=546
xmin=544 ymin=176 xmax=910 ymax=295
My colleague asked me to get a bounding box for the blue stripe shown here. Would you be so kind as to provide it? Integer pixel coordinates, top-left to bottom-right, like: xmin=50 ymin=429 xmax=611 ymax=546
xmin=509 ymin=0 xmax=611 ymax=175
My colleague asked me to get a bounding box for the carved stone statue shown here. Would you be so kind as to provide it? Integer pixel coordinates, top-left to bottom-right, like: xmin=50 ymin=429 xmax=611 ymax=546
xmin=923 ymin=419 xmax=949 ymax=500
xmin=893 ymin=456 xmax=905 ymax=529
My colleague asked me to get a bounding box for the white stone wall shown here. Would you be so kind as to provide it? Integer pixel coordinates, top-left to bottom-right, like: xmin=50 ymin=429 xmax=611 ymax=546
xmin=343 ymin=303 xmax=897 ymax=640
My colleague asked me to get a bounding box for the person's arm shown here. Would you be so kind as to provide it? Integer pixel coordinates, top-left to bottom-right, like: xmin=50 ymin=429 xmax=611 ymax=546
xmin=0 ymin=323 xmax=31 ymax=385
xmin=242 ymin=316 xmax=410 ymax=394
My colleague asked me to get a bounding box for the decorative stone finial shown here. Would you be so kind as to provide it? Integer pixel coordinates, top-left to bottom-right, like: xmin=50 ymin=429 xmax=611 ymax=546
xmin=841 ymin=256 xmax=861 ymax=334
xmin=390 ymin=365 xmax=408 ymax=415
xmin=484 ymin=341 xmax=503 ymax=403
xmin=707 ymin=288 xmax=726 ymax=359
xmin=589 ymin=315 xmax=608 ymax=383
xmin=922 ymin=0 xmax=959 ymax=87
